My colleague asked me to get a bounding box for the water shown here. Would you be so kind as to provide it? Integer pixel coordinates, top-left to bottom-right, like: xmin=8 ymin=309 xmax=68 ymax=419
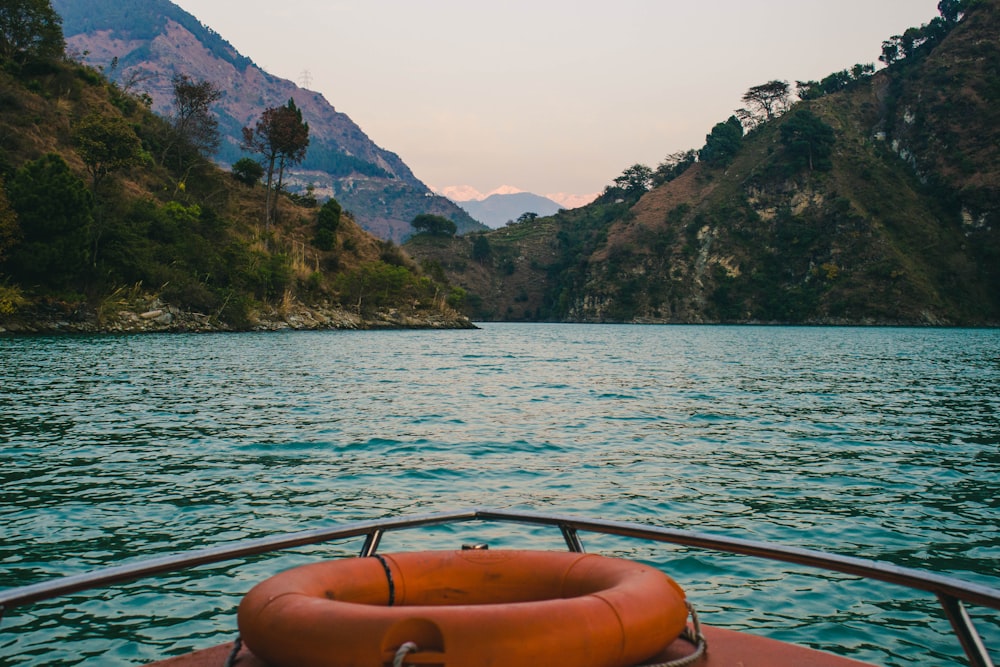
xmin=1 ymin=324 xmax=998 ymax=666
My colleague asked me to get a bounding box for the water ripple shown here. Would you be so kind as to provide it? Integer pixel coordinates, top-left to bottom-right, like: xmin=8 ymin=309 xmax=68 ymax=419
xmin=1 ymin=325 xmax=998 ymax=665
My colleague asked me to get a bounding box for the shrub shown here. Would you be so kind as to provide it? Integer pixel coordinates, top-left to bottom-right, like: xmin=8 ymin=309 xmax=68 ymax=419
xmin=231 ymin=158 xmax=263 ymax=187
xmin=313 ymin=197 xmax=342 ymax=250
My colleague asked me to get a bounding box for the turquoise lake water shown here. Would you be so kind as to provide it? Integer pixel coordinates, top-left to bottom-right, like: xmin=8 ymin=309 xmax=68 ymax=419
xmin=1 ymin=324 xmax=998 ymax=665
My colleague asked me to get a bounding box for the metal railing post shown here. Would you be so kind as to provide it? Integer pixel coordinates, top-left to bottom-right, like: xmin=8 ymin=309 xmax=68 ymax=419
xmin=360 ymin=529 xmax=383 ymax=557
xmin=937 ymin=593 xmax=995 ymax=667
xmin=559 ymin=524 xmax=585 ymax=553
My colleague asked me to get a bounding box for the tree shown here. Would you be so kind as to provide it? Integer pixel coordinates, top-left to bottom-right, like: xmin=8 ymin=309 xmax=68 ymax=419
xmin=699 ymin=116 xmax=744 ymax=166
xmin=0 ymin=178 xmax=20 ymax=264
xmin=740 ymin=80 xmax=791 ymax=127
xmin=780 ymin=109 xmax=836 ymax=172
xmin=613 ymin=164 xmax=654 ymax=197
xmin=798 ymin=64 xmax=876 ymax=101
xmin=73 ymin=113 xmax=142 ymax=268
xmin=73 ymin=112 xmax=143 ymax=193
xmin=334 ymin=261 xmax=414 ymax=315
xmin=653 ymin=150 xmax=696 ymax=186
xmin=4 ymin=154 xmax=93 ymax=288
xmin=411 ymin=214 xmax=457 ymax=236
xmin=165 ymin=74 xmax=222 ymax=168
xmin=880 ymin=38 xmax=902 ymax=66
xmin=241 ymin=98 xmax=310 ymax=227
xmin=313 ymin=197 xmax=342 ymax=251
xmin=231 ymin=157 xmax=264 ymax=187
xmin=938 ymin=0 xmax=964 ymax=23
xmin=0 ymin=0 xmax=64 ymax=65
xmin=517 ymin=212 xmax=538 ymax=224
xmin=471 ymin=234 xmax=492 ymax=263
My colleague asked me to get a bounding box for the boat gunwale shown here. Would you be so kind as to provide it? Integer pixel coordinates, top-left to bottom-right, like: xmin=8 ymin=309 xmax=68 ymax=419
xmin=1 ymin=507 xmax=998 ymax=665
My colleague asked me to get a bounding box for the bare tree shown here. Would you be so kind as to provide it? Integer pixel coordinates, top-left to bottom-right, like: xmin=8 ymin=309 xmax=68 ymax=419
xmin=165 ymin=74 xmax=222 ymax=168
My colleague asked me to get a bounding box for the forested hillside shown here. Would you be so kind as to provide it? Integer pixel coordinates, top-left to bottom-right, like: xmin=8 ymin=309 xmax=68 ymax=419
xmin=51 ymin=0 xmax=485 ymax=243
xmin=0 ymin=2 xmax=471 ymax=332
xmin=407 ymin=0 xmax=1000 ymax=326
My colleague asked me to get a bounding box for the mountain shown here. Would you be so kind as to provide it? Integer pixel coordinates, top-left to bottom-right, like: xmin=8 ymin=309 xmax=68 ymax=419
xmin=50 ymin=0 xmax=485 ymax=243
xmin=406 ymin=0 xmax=1000 ymax=326
xmin=0 ymin=22 xmax=471 ymax=331
xmin=456 ymin=192 xmax=564 ymax=228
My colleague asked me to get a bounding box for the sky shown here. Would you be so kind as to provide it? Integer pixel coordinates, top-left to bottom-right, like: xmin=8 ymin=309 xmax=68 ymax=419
xmin=170 ymin=0 xmax=942 ymax=206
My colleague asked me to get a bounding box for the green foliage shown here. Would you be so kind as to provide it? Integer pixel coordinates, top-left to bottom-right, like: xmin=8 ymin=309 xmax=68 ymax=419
xmin=231 ymin=157 xmax=264 ymax=187
xmin=162 ymin=200 xmax=201 ymax=226
xmin=446 ymin=286 xmax=466 ymax=311
xmin=779 ymin=109 xmax=836 ymax=173
xmin=653 ymin=151 xmax=697 ymax=187
xmin=246 ymin=251 xmax=292 ymax=301
xmin=73 ymin=112 xmax=143 ymax=190
xmin=879 ymin=0 xmax=974 ymax=67
xmin=797 ymin=65 xmax=875 ymax=100
xmin=411 ymin=213 xmax=457 ymax=237
xmin=3 ymin=154 xmax=92 ymax=288
xmin=0 ymin=282 xmax=27 ymax=314
xmin=471 ymin=234 xmax=492 ymax=262
xmin=613 ymin=164 xmax=654 ymax=198
xmin=0 ymin=0 xmax=65 ymax=66
xmin=334 ymin=261 xmax=426 ymax=315
xmin=699 ymin=116 xmax=744 ymax=166
xmin=92 ymin=197 xmax=289 ymax=311
xmin=599 ymin=164 xmax=654 ymax=204
xmin=313 ymin=197 xmax=341 ymax=250
xmin=938 ymin=0 xmax=964 ymax=23
xmin=419 ymin=259 xmax=447 ymax=284
xmin=0 ymin=177 xmax=19 ymax=263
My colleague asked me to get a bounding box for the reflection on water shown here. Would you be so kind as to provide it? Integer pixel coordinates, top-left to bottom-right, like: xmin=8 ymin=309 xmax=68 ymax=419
xmin=1 ymin=324 xmax=998 ymax=665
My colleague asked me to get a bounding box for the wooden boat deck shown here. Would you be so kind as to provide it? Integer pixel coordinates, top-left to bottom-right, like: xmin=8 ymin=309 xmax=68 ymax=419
xmin=146 ymin=624 xmax=876 ymax=667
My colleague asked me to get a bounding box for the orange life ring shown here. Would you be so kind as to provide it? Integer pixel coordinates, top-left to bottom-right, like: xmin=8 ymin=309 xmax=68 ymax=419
xmin=238 ymin=549 xmax=689 ymax=667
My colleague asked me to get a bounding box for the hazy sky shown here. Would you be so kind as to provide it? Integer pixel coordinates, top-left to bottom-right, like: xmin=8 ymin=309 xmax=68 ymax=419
xmin=170 ymin=0 xmax=941 ymax=203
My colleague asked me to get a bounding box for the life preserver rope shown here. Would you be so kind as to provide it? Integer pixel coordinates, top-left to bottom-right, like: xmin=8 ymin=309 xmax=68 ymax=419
xmin=238 ymin=549 xmax=690 ymax=667
xmin=372 ymin=554 xmax=396 ymax=606
xmin=639 ymin=600 xmax=708 ymax=667
xmin=392 ymin=641 xmax=419 ymax=667
xmin=222 ymin=635 xmax=242 ymax=667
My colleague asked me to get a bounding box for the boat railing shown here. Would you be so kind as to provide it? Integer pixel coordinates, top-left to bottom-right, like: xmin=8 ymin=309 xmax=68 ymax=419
xmin=1 ymin=508 xmax=998 ymax=667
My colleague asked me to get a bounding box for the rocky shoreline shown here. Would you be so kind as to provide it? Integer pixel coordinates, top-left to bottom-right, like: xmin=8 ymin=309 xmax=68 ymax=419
xmin=0 ymin=298 xmax=477 ymax=334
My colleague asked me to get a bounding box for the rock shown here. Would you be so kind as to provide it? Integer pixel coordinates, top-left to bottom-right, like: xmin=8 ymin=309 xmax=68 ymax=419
xmin=1 ymin=294 xmax=476 ymax=334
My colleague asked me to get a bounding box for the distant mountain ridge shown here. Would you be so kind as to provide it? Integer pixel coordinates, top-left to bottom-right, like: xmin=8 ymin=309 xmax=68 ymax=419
xmin=51 ymin=0 xmax=484 ymax=242
xmin=455 ymin=192 xmax=564 ymax=228
xmin=437 ymin=185 xmax=596 ymax=210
